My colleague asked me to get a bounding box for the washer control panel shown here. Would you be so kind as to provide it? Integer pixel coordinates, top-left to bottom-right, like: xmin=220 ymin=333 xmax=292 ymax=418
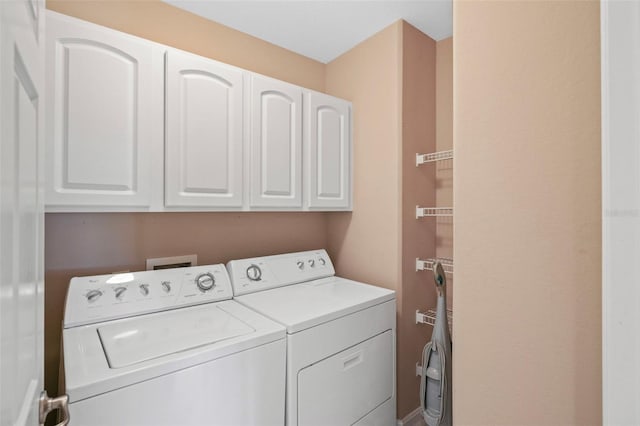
xmin=64 ymin=264 xmax=232 ymax=328
xmin=227 ymin=250 xmax=335 ymax=296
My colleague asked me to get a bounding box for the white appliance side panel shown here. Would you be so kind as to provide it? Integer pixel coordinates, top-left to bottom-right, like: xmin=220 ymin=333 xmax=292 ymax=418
xmin=250 ymin=75 xmax=302 ymax=207
xmin=305 ymin=91 xmax=351 ymax=209
xmin=165 ymin=49 xmax=244 ymax=207
xmin=297 ymin=331 xmax=393 ymax=426
xmin=45 ymin=11 xmax=159 ymax=208
xmin=68 ymin=339 xmax=285 ymax=426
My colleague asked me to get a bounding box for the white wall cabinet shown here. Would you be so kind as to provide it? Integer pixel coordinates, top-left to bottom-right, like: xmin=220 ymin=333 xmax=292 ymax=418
xmin=165 ymin=49 xmax=244 ymax=208
xmin=249 ymin=76 xmax=303 ymax=208
xmin=44 ymin=11 xmax=351 ymax=212
xmin=304 ymin=91 xmax=351 ymax=210
xmin=45 ymin=11 xmax=163 ymax=209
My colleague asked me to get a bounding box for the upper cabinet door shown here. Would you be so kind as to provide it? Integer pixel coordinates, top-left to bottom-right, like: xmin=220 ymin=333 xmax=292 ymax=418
xmin=165 ymin=50 xmax=243 ymax=208
xmin=305 ymin=91 xmax=351 ymax=210
xmin=250 ymin=75 xmax=302 ymax=208
xmin=45 ymin=12 xmax=160 ymax=209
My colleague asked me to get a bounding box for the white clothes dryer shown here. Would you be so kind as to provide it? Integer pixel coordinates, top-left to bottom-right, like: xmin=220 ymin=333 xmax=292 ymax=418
xmin=227 ymin=250 xmax=396 ymax=426
xmin=61 ymin=264 xmax=286 ymax=426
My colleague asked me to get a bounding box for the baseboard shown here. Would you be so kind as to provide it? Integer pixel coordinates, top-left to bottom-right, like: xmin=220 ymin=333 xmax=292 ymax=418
xmin=397 ymin=407 xmax=425 ymax=426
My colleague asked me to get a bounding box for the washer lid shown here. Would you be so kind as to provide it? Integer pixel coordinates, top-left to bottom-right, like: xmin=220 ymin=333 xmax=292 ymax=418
xmin=235 ymin=277 xmax=395 ymax=333
xmin=63 ymin=300 xmax=285 ymax=403
xmin=98 ymin=304 xmax=254 ymax=368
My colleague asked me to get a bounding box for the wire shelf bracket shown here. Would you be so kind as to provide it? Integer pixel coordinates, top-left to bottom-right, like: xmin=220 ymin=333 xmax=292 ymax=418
xmin=416 ymin=206 xmax=453 ymax=218
xmin=416 ymin=149 xmax=453 ymax=166
xmin=415 ymin=308 xmax=453 ymax=330
xmin=416 ymin=257 xmax=454 ymax=274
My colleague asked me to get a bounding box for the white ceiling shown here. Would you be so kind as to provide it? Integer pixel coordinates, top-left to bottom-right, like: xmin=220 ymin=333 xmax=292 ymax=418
xmin=163 ymin=1 xmax=452 ymax=63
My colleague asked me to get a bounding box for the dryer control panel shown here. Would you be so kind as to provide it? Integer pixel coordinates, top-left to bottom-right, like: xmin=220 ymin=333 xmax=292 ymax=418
xmin=227 ymin=250 xmax=335 ymax=296
xmin=64 ymin=264 xmax=233 ymax=328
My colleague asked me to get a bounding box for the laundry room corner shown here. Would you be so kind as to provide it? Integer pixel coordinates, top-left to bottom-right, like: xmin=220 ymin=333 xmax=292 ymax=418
xmin=324 ymin=20 xmax=449 ymax=420
xmin=42 ymin=1 xmax=451 ymax=422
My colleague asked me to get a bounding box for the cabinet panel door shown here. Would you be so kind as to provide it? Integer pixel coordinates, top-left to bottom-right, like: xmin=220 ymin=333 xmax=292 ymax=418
xmin=305 ymin=92 xmax=351 ymax=209
xmin=165 ymin=50 xmax=243 ymax=207
xmin=45 ymin=12 xmax=158 ymax=209
xmin=250 ymin=76 xmax=302 ymax=208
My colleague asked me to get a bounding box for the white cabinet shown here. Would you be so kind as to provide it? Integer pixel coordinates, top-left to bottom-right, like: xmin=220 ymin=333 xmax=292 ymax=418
xmin=45 ymin=12 xmax=162 ymax=209
xmin=249 ymin=76 xmax=303 ymax=208
xmin=165 ymin=49 xmax=244 ymax=208
xmin=304 ymin=91 xmax=351 ymax=210
xmin=44 ymin=12 xmax=352 ymax=212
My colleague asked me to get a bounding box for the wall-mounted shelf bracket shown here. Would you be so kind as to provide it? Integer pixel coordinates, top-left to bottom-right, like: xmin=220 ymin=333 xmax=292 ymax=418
xmin=416 ymin=308 xmax=453 ymax=331
xmin=416 ymin=257 xmax=454 ymax=274
xmin=416 ymin=206 xmax=453 ymax=218
xmin=415 ymin=310 xmax=433 ymax=325
xmin=416 ymin=149 xmax=453 ymax=166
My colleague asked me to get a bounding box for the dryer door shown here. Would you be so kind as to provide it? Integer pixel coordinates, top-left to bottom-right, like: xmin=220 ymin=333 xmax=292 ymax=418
xmin=297 ymin=330 xmax=393 ymax=425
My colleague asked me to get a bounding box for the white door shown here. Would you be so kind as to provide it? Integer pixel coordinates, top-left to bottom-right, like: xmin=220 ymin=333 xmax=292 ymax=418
xmin=45 ymin=11 xmax=160 ymax=210
xmin=602 ymin=1 xmax=640 ymax=424
xmin=305 ymin=91 xmax=351 ymax=210
xmin=250 ymin=75 xmax=302 ymax=208
xmin=0 ymin=0 xmax=65 ymax=425
xmin=165 ymin=49 xmax=244 ymax=208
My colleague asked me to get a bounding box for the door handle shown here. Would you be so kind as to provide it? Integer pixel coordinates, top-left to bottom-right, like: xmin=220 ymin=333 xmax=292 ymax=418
xmin=342 ymin=350 xmax=363 ymax=370
xmin=39 ymin=390 xmax=69 ymax=426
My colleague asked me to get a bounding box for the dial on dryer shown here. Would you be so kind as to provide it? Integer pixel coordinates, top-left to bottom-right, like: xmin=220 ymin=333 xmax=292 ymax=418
xmin=246 ymin=265 xmax=262 ymax=281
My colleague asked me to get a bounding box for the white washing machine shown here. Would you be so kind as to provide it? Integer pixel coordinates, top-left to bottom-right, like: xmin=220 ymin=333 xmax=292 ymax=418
xmin=61 ymin=264 xmax=286 ymax=425
xmin=227 ymin=250 xmax=396 ymax=426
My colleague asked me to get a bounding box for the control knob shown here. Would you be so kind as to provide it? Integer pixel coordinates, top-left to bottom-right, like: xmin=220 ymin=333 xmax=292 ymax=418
xmin=86 ymin=289 xmax=102 ymax=303
xmin=318 ymin=257 xmax=326 ymax=266
xmin=161 ymin=281 xmax=171 ymax=293
xmin=296 ymin=261 xmax=304 ymax=270
xmin=114 ymin=286 xmax=127 ymax=300
xmin=139 ymin=284 xmax=150 ymax=296
xmin=246 ymin=264 xmax=262 ymax=281
xmin=308 ymin=259 xmax=316 ymax=268
xmin=196 ymin=273 xmax=216 ymax=292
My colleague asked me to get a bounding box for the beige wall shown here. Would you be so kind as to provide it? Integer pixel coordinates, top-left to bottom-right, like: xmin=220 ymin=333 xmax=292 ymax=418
xmin=44 ymin=0 xmax=328 ymax=399
xmin=325 ymin=22 xmax=403 ymax=292
xmin=453 ymin=1 xmax=601 ymax=425
xmin=436 ymin=38 xmax=453 ymax=266
xmin=46 ymin=0 xmax=324 ymax=91
xmin=436 ymin=38 xmax=453 ymax=156
xmin=325 ymin=21 xmax=440 ymax=419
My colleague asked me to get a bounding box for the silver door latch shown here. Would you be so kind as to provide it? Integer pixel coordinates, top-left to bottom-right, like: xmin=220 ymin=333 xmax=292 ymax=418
xmin=39 ymin=390 xmax=69 ymax=426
